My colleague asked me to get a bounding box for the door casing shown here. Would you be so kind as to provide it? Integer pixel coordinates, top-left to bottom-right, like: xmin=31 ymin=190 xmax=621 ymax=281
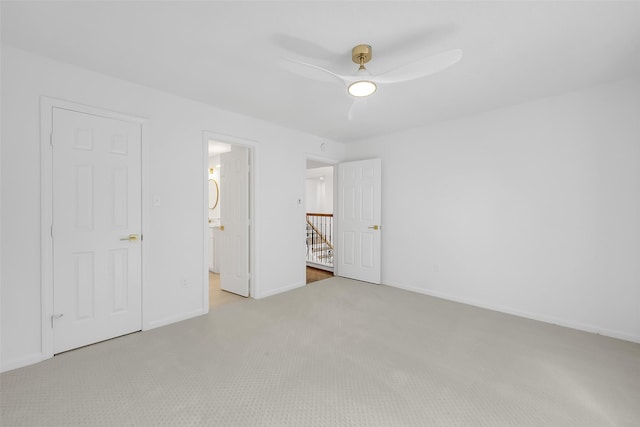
xmin=40 ymin=97 xmax=147 ymax=360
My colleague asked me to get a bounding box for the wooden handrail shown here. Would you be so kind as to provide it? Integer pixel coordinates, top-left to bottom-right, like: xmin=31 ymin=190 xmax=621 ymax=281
xmin=306 ymin=218 xmax=333 ymax=250
xmin=306 ymin=212 xmax=333 ymax=217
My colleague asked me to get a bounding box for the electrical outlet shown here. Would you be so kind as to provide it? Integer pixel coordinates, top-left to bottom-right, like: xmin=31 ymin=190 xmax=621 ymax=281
xmin=181 ymin=279 xmax=188 ymax=288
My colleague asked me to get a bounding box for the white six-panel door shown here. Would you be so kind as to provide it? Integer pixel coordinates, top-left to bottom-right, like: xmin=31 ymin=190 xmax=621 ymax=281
xmin=337 ymin=159 xmax=382 ymax=284
xmin=219 ymin=146 xmax=250 ymax=297
xmin=52 ymin=107 xmax=142 ymax=354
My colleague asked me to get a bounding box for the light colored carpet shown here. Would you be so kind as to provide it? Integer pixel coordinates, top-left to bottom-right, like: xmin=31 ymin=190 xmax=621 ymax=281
xmin=2 ymin=277 xmax=639 ymax=426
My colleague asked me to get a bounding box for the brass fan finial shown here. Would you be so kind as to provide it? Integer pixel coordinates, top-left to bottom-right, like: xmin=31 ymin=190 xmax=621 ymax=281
xmin=352 ymin=44 xmax=372 ymax=69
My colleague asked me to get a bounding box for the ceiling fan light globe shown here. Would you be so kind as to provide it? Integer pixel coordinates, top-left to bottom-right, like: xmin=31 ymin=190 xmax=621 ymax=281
xmin=348 ymin=80 xmax=377 ymax=97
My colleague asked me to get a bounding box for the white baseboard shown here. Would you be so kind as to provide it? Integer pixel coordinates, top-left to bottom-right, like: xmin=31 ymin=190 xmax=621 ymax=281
xmin=143 ymin=308 xmax=207 ymax=331
xmin=385 ymin=281 xmax=640 ymax=344
xmin=2 ymin=309 xmax=208 ymax=372
xmin=306 ymin=261 xmax=334 ymax=272
xmin=255 ymin=281 xmax=305 ymax=299
xmin=1 ymin=352 xmax=46 ymax=373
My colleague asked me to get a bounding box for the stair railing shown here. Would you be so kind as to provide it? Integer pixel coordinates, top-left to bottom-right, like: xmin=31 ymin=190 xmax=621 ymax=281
xmin=306 ymin=213 xmax=333 ymax=269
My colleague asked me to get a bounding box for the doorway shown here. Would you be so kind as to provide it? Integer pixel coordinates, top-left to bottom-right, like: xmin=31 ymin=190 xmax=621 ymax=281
xmin=205 ymin=137 xmax=253 ymax=307
xmin=335 ymin=159 xmax=382 ymax=284
xmin=305 ymin=157 xmax=383 ymax=285
xmin=305 ymin=158 xmax=335 ymax=284
xmin=41 ymin=98 xmax=145 ymax=357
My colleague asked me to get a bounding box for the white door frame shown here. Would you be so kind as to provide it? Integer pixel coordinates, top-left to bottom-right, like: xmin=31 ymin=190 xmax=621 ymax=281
xmin=40 ymin=97 xmax=147 ymax=359
xmin=335 ymin=159 xmax=382 ymax=284
xmin=202 ymin=131 xmax=257 ymax=304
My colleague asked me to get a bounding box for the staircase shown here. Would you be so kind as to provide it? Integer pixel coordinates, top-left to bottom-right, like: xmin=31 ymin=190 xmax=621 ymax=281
xmin=306 ymin=213 xmax=333 ymax=271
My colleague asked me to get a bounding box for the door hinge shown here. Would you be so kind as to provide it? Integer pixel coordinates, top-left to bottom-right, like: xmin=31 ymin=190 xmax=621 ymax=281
xmin=51 ymin=313 xmax=63 ymax=328
xmin=50 ymin=224 xmax=54 ymax=238
xmin=50 ymin=132 xmax=53 ymax=146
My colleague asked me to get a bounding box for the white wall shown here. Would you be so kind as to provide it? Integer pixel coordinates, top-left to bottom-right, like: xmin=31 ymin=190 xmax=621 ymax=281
xmin=3 ymin=45 xmax=637 ymax=373
xmin=305 ymin=166 xmax=334 ymax=214
xmin=345 ymin=77 xmax=640 ymax=343
xmin=0 ymin=46 xmax=345 ymax=371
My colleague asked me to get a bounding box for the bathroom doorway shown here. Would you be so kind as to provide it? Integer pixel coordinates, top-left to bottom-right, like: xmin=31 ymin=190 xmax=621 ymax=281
xmin=206 ymin=138 xmax=253 ymax=307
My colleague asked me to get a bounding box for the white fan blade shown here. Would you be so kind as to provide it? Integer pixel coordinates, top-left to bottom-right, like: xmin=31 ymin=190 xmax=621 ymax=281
xmin=280 ymin=58 xmax=353 ymax=84
xmin=372 ymin=49 xmax=462 ymax=84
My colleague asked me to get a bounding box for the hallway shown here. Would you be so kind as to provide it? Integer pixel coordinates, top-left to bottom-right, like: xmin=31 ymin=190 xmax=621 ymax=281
xmin=306 ymin=266 xmax=333 ymax=284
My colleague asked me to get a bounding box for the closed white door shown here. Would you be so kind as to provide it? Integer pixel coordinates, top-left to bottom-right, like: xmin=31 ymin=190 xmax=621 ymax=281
xmin=219 ymin=147 xmax=250 ymax=297
xmin=337 ymin=159 xmax=382 ymax=284
xmin=52 ymin=108 xmax=142 ymax=354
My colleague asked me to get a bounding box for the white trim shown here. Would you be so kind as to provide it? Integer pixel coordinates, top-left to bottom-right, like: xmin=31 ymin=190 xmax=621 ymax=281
xmin=40 ymin=98 xmax=55 ymax=361
xmin=40 ymin=97 xmax=146 ymax=124
xmin=202 ymin=131 xmax=258 ymax=302
xmin=39 ymin=97 xmax=147 ymax=360
xmin=140 ymin=116 xmax=151 ymax=331
xmin=332 ymin=163 xmax=339 ymax=277
xmin=255 ymin=281 xmax=306 ymax=299
xmin=1 ymin=352 xmax=46 ymax=373
xmin=305 ymin=153 xmax=339 ymax=166
xmin=144 ymin=308 xmax=207 ymax=330
xmin=306 ymin=261 xmax=334 ymax=273
xmin=202 ymin=136 xmax=210 ymax=313
xmin=385 ymin=280 xmax=640 ymax=344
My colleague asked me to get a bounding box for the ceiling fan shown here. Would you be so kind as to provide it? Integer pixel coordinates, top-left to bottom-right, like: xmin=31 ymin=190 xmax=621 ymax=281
xmin=284 ymin=44 xmax=462 ymax=98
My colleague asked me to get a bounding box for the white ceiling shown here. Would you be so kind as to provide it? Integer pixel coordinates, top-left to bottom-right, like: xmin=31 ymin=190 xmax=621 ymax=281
xmin=208 ymin=141 xmax=231 ymax=156
xmin=2 ymin=1 xmax=640 ymax=143
xmin=306 ymin=166 xmax=333 ymax=180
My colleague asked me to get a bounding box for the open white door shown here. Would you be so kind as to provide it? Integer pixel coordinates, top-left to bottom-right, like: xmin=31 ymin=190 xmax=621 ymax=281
xmin=52 ymin=108 xmax=142 ymax=354
xmin=219 ymin=146 xmax=250 ymax=297
xmin=336 ymin=159 xmax=382 ymax=284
